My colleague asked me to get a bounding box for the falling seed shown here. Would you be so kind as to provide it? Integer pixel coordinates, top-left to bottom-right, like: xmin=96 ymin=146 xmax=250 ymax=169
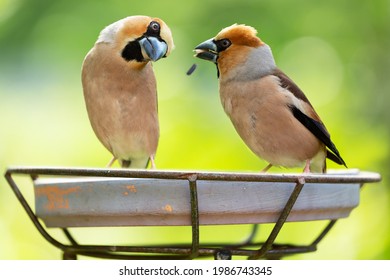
xmin=186 ymin=63 xmax=197 ymax=75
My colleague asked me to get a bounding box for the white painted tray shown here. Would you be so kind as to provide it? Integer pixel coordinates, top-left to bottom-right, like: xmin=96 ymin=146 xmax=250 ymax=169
xmin=32 ymin=169 xmax=379 ymax=228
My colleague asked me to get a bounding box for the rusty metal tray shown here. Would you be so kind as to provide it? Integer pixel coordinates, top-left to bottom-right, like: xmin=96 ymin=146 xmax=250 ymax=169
xmin=34 ymin=171 xmax=366 ymax=228
xmin=4 ymin=166 xmax=381 ymax=260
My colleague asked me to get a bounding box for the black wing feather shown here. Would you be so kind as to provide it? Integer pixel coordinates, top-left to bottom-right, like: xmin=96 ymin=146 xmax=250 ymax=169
xmin=289 ymin=105 xmax=347 ymax=167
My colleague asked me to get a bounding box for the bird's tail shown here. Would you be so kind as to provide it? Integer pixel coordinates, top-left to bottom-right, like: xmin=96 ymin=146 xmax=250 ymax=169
xmin=120 ymin=158 xmax=151 ymax=169
xmin=326 ymin=150 xmax=348 ymax=168
xmin=121 ymin=160 xmax=131 ymax=168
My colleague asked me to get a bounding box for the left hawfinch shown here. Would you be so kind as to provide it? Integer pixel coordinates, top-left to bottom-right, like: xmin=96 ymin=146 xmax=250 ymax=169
xmin=82 ymin=16 xmax=174 ymax=168
xmin=194 ymin=24 xmax=346 ymax=173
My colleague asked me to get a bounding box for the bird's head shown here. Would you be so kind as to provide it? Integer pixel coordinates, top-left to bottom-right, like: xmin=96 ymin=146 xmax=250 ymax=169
xmin=194 ymin=24 xmax=275 ymax=79
xmin=97 ymin=15 xmax=174 ymax=63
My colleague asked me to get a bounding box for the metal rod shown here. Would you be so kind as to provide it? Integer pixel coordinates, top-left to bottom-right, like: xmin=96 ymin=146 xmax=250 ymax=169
xmin=248 ymin=181 xmax=305 ymax=259
xmin=4 ymin=171 xmax=69 ymax=251
xmin=56 ymin=244 xmax=316 ymax=260
xmin=188 ymin=174 xmax=200 ymax=259
xmin=72 ymin=251 xmax=191 ymax=260
xmin=311 ymin=220 xmax=338 ymax=247
xmin=241 ymin=224 xmax=259 ymax=246
xmin=5 ymin=166 xmax=382 ymax=184
xmin=62 ymin=228 xmax=78 ymax=246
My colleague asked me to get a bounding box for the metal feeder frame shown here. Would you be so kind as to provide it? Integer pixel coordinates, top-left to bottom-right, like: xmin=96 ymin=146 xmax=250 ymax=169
xmin=4 ymin=166 xmax=381 ymax=260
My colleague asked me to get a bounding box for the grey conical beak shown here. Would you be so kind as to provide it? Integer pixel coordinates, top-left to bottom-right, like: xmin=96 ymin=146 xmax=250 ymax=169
xmin=194 ymin=38 xmax=218 ymax=63
xmin=139 ymin=36 xmax=168 ymax=62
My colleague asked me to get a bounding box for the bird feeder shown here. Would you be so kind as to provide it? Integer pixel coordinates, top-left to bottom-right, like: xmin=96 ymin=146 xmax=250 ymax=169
xmin=4 ymin=166 xmax=381 ymax=260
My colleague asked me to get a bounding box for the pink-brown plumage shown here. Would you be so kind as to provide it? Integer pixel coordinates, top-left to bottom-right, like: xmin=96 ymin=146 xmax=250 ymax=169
xmin=82 ymin=16 xmax=174 ymax=168
xmin=195 ymin=24 xmax=346 ymax=173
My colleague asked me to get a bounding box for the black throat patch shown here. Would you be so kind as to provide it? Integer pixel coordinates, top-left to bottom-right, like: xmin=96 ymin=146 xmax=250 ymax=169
xmin=121 ymin=40 xmax=144 ymax=62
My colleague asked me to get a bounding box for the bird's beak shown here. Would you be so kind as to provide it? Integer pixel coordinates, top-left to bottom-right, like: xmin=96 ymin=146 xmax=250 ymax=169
xmin=139 ymin=36 xmax=168 ymax=62
xmin=194 ymin=38 xmax=218 ymax=63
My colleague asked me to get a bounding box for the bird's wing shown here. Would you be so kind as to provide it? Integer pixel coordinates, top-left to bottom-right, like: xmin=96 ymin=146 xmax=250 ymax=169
xmin=289 ymin=105 xmax=346 ymax=166
xmin=273 ymin=69 xmax=347 ymax=167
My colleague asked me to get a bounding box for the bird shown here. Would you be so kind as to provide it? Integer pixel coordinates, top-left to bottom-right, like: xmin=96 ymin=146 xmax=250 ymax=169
xmin=194 ymin=24 xmax=346 ymax=173
xmin=82 ymin=15 xmax=174 ymax=168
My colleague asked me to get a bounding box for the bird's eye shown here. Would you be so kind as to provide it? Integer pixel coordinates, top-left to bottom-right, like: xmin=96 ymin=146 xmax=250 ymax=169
xmin=216 ymin=39 xmax=231 ymax=51
xmin=221 ymin=39 xmax=231 ymax=47
xmin=149 ymin=21 xmax=160 ymax=32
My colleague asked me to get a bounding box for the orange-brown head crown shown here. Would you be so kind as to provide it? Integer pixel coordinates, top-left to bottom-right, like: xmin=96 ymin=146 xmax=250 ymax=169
xmin=215 ymin=24 xmax=263 ymax=48
xmin=194 ymin=23 xmax=272 ymax=79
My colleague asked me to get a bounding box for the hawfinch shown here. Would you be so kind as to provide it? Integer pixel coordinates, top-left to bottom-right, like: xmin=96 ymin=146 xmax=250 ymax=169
xmin=194 ymin=24 xmax=346 ymax=173
xmin=82 ymin=16 xmax=174 ymax=168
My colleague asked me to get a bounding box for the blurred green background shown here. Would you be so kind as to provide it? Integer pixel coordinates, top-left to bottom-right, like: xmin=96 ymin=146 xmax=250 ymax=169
xmin=0 ymin=0 xmax=389 ymax=259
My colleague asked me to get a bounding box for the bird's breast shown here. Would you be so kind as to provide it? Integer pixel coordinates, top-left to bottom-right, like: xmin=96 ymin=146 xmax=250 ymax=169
xmin=219 ymin=76 xmax=323 ymax=168
xmin=83 ymin=55 xmax=159 ymax=160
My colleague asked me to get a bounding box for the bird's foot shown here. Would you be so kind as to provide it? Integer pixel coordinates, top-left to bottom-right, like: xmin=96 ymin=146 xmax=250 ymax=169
xmin=298 ymin=160 xmax=311 ymax=184
xmin=150 ymin=155 xmax=156 ymax=169
xmin=303 ymin=159 xmax=311 ymax=173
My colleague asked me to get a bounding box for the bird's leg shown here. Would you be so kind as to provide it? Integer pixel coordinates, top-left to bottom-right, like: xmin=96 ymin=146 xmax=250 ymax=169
xmin=298 ymin=160 xmax=311 ymax=184
xmin=303 ymin=159 xmax=311 ymax=173
xmin=106 ymin=157 xmax=117 ymax=168
xmin=261 ymin=163 xmax=273 ymax=173
xmin=149 ymin=155 xmax=156 ymax=169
